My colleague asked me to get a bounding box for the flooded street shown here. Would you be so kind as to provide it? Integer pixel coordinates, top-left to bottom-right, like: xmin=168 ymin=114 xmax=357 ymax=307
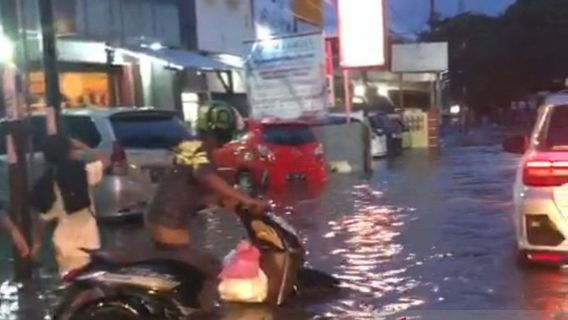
xmin=4 ymin=135 xmax=568 ymax=319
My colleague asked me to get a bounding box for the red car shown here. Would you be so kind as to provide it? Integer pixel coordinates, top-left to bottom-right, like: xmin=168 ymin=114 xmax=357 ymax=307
xmin=215 ymin=120 xmax=328 ymax=191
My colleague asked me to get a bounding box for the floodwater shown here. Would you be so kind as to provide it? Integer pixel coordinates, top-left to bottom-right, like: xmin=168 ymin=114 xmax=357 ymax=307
xmin=2 ymin=135 xmax=568 ymax=319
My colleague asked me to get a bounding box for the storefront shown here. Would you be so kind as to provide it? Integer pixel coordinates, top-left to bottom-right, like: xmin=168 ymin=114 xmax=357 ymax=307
xmin=29 ymin=71 xmax=110 ymax=109
xmin=110 ymin=45 xmax=239 ymax=127
xmin=25 ymin=39 xmax=127 ymax=110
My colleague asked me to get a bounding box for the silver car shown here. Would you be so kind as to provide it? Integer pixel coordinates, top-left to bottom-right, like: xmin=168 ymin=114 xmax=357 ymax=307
xmin=0 ymin=107 xmax=192 ymax=219
xmin=504 ymin=93 xmax=568 ymax=264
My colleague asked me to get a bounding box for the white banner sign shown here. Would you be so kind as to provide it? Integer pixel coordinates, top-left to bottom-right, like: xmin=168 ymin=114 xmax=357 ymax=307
xmin=245 ymin=33 xmax=328 ymax=120
xmin=253 ymin=0 xmax=294 ymax=38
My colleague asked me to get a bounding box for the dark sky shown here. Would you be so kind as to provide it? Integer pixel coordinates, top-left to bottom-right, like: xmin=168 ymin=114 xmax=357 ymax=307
xmin=325 ymin=0 xmax=517 ymax=36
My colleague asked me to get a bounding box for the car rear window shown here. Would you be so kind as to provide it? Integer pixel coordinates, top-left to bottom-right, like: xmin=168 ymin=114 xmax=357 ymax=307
xmin=111 ymin=112 xmax=191 ymax=149
xmin=262 ymin=125 xmax=317 ymax=146
xmin=0 ymin=115 xmax=101 ymax=155
xmin=544 ymin=105 xmax=568 ymax=150
xmin=62 ymin=116 xmax=102 ymax=147
xmin=370 ymin=115 xmax=402 ymax=132
xmin=328 ymin=116 xmax=362 ymax=125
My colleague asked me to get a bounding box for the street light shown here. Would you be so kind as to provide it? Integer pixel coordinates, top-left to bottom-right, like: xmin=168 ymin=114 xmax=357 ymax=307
xmin=450 ymin=104 xmax=461 ymax=115
xmin=0 ymin=33 xmax=14 ymax=62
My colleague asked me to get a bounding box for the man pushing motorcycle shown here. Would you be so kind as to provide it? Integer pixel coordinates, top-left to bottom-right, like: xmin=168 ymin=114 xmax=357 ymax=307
xmin=144 ymin=101 xmax=267 ymax=276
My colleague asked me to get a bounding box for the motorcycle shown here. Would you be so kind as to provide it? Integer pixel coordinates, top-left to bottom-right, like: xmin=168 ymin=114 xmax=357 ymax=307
xmin=53 ymin=205 xmax=340 ymax=319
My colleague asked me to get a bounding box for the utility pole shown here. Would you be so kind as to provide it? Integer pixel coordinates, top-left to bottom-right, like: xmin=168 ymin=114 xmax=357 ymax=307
xmin=429 ymin=0 xmax=437 ymax=30
xmin=458 ymin=0 xmax=466 ymax=14
xmin=38 ymin=0 xmax=62 ymax=125
xmin=0 ymin=0 xmax=33 ymax=280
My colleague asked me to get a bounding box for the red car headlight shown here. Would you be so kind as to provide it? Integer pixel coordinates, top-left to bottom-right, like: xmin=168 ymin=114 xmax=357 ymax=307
xmin=257 ymin=145 xmax=276 ymax=162
xmin=315 ymin=144 xmax=324 ymax=157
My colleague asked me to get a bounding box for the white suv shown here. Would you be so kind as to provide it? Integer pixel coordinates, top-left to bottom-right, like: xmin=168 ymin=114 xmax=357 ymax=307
xmin=0 ymin=107 xmax=192 ymax=219
xmin=504 ymin=93 xmax=568 ymax=264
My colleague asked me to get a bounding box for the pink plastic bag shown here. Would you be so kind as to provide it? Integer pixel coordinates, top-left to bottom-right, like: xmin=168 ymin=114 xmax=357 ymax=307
xmin=219 ymin=241 xmax=261 ymax=280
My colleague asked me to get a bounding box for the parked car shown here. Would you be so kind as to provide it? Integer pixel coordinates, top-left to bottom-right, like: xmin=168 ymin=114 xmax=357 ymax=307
xmin=326 ymin=112 xmax=388 ymax=158
xmin=503 ymin=93 xmax=568 ymax=265
xmin=215 ymin=120 xmax=328 ymax=191
xmin=386 ymin=114 xmax=411 ymax=149
xmin=368 ymin=112 xmax=404 ymax=156
xmin=0 ymin=107 xmax=192 ymax=219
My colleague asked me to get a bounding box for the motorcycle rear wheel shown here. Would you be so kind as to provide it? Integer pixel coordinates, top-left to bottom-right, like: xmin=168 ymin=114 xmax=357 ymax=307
xmin=79 ymin=300 xmax=145 ymax=320
xmin=53 ymin=287 xmax=163 ymax=320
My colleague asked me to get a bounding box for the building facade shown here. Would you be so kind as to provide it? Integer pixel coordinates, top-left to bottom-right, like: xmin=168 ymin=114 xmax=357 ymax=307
xmin=10 ymin=0 xmax=324 ymax=120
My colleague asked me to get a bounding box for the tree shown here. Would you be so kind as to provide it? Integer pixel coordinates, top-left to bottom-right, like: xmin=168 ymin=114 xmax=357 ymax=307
xmin=501 ymin=0 xmax=568 ymax=94
xmin=420 ymin=0 xmax=568 ymax=114
xmin=421 ymin=13 xmax=504 ymax=113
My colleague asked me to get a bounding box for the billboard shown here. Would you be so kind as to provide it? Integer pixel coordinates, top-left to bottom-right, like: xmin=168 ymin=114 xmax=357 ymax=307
xmin=391 ymin=42 xmax=449 ymax=73
xmin=338 ymin=0 xmax=386 ymax=68
xmin=195 ymin=0 xmax=254 ymax=55
xmin=253 ymin=0 xmax=294 ymax=38
xmin=245 ymin=32 xmax=328 ymax=120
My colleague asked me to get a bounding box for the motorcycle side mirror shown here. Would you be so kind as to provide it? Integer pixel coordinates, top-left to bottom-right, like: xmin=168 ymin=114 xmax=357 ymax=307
xmin=503 ymin=135 xmax=528 ymax=154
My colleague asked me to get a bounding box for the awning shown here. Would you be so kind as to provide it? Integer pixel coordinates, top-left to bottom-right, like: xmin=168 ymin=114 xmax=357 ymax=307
xmin=115 ymin=46 xmax=240 ymax=71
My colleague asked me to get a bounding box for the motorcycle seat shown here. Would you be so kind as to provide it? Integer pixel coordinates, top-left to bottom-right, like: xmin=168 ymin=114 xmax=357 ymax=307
xmin=84 ymin=249 xmax=156 ymax=265
xmin=84 ymin=248 xmax=222 ymax=279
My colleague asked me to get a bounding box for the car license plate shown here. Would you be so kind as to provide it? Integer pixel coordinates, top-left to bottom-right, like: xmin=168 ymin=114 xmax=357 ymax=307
xmin=287 ymin=173 xmax=306 ymax=181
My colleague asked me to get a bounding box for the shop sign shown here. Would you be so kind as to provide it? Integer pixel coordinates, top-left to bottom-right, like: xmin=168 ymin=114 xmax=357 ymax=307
xmin=338 ymin=0 xmax=386 ymax=68
xmin=245 ymin=32 xmax=328 ymax=120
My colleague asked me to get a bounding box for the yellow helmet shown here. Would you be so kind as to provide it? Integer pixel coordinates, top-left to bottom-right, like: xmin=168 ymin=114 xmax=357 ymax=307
xmin=195 ymin=101 xmax=237 ymax=132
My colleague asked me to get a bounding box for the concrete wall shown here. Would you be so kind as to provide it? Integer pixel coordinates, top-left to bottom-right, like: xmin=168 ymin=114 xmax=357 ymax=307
xmin=313 ymin=123 xmax=371 ymax=174
xmin=74 ymin=0 xmax=180 ymax=46
xmin=195 ymin=0 xmax=255 ymax=55
xmin=149 ymin=63 xmax=176 ymax=110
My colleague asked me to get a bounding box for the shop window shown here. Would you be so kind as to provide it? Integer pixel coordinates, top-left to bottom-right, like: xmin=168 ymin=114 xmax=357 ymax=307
xmin=30 ymin=72 xmax=110 ymax=109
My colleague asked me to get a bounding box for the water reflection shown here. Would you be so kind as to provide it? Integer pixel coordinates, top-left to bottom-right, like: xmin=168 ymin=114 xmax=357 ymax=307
xmin=0 ymin=281 xmax=20 ymax=319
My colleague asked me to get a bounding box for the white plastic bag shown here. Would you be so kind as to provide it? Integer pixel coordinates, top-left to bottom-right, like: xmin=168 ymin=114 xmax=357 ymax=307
xmin=218 ymin=241 xmax=268 ymax=303
xmin=218 ymin=269 xmax=268 ymax=303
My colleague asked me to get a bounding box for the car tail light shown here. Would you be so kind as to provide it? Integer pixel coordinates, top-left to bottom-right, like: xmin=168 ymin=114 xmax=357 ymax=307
xmin=257 ymin=145 xmax=275 ymax=162
xmin=523 ymin=160 xmax=568 ymax=187
xmin=525 ymin=251 xmax=566 ymax=264
xmin=110 ymin=142 xmax=128 ymax=175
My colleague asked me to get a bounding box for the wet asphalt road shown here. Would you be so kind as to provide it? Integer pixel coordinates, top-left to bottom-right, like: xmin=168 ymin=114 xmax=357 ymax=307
xmin=3 ymin=130 xmax=568 ymax=319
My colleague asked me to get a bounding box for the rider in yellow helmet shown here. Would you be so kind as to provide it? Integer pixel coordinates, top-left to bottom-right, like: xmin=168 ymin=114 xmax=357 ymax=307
xmin=145 ymin=101 xmax=266 ymax=277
